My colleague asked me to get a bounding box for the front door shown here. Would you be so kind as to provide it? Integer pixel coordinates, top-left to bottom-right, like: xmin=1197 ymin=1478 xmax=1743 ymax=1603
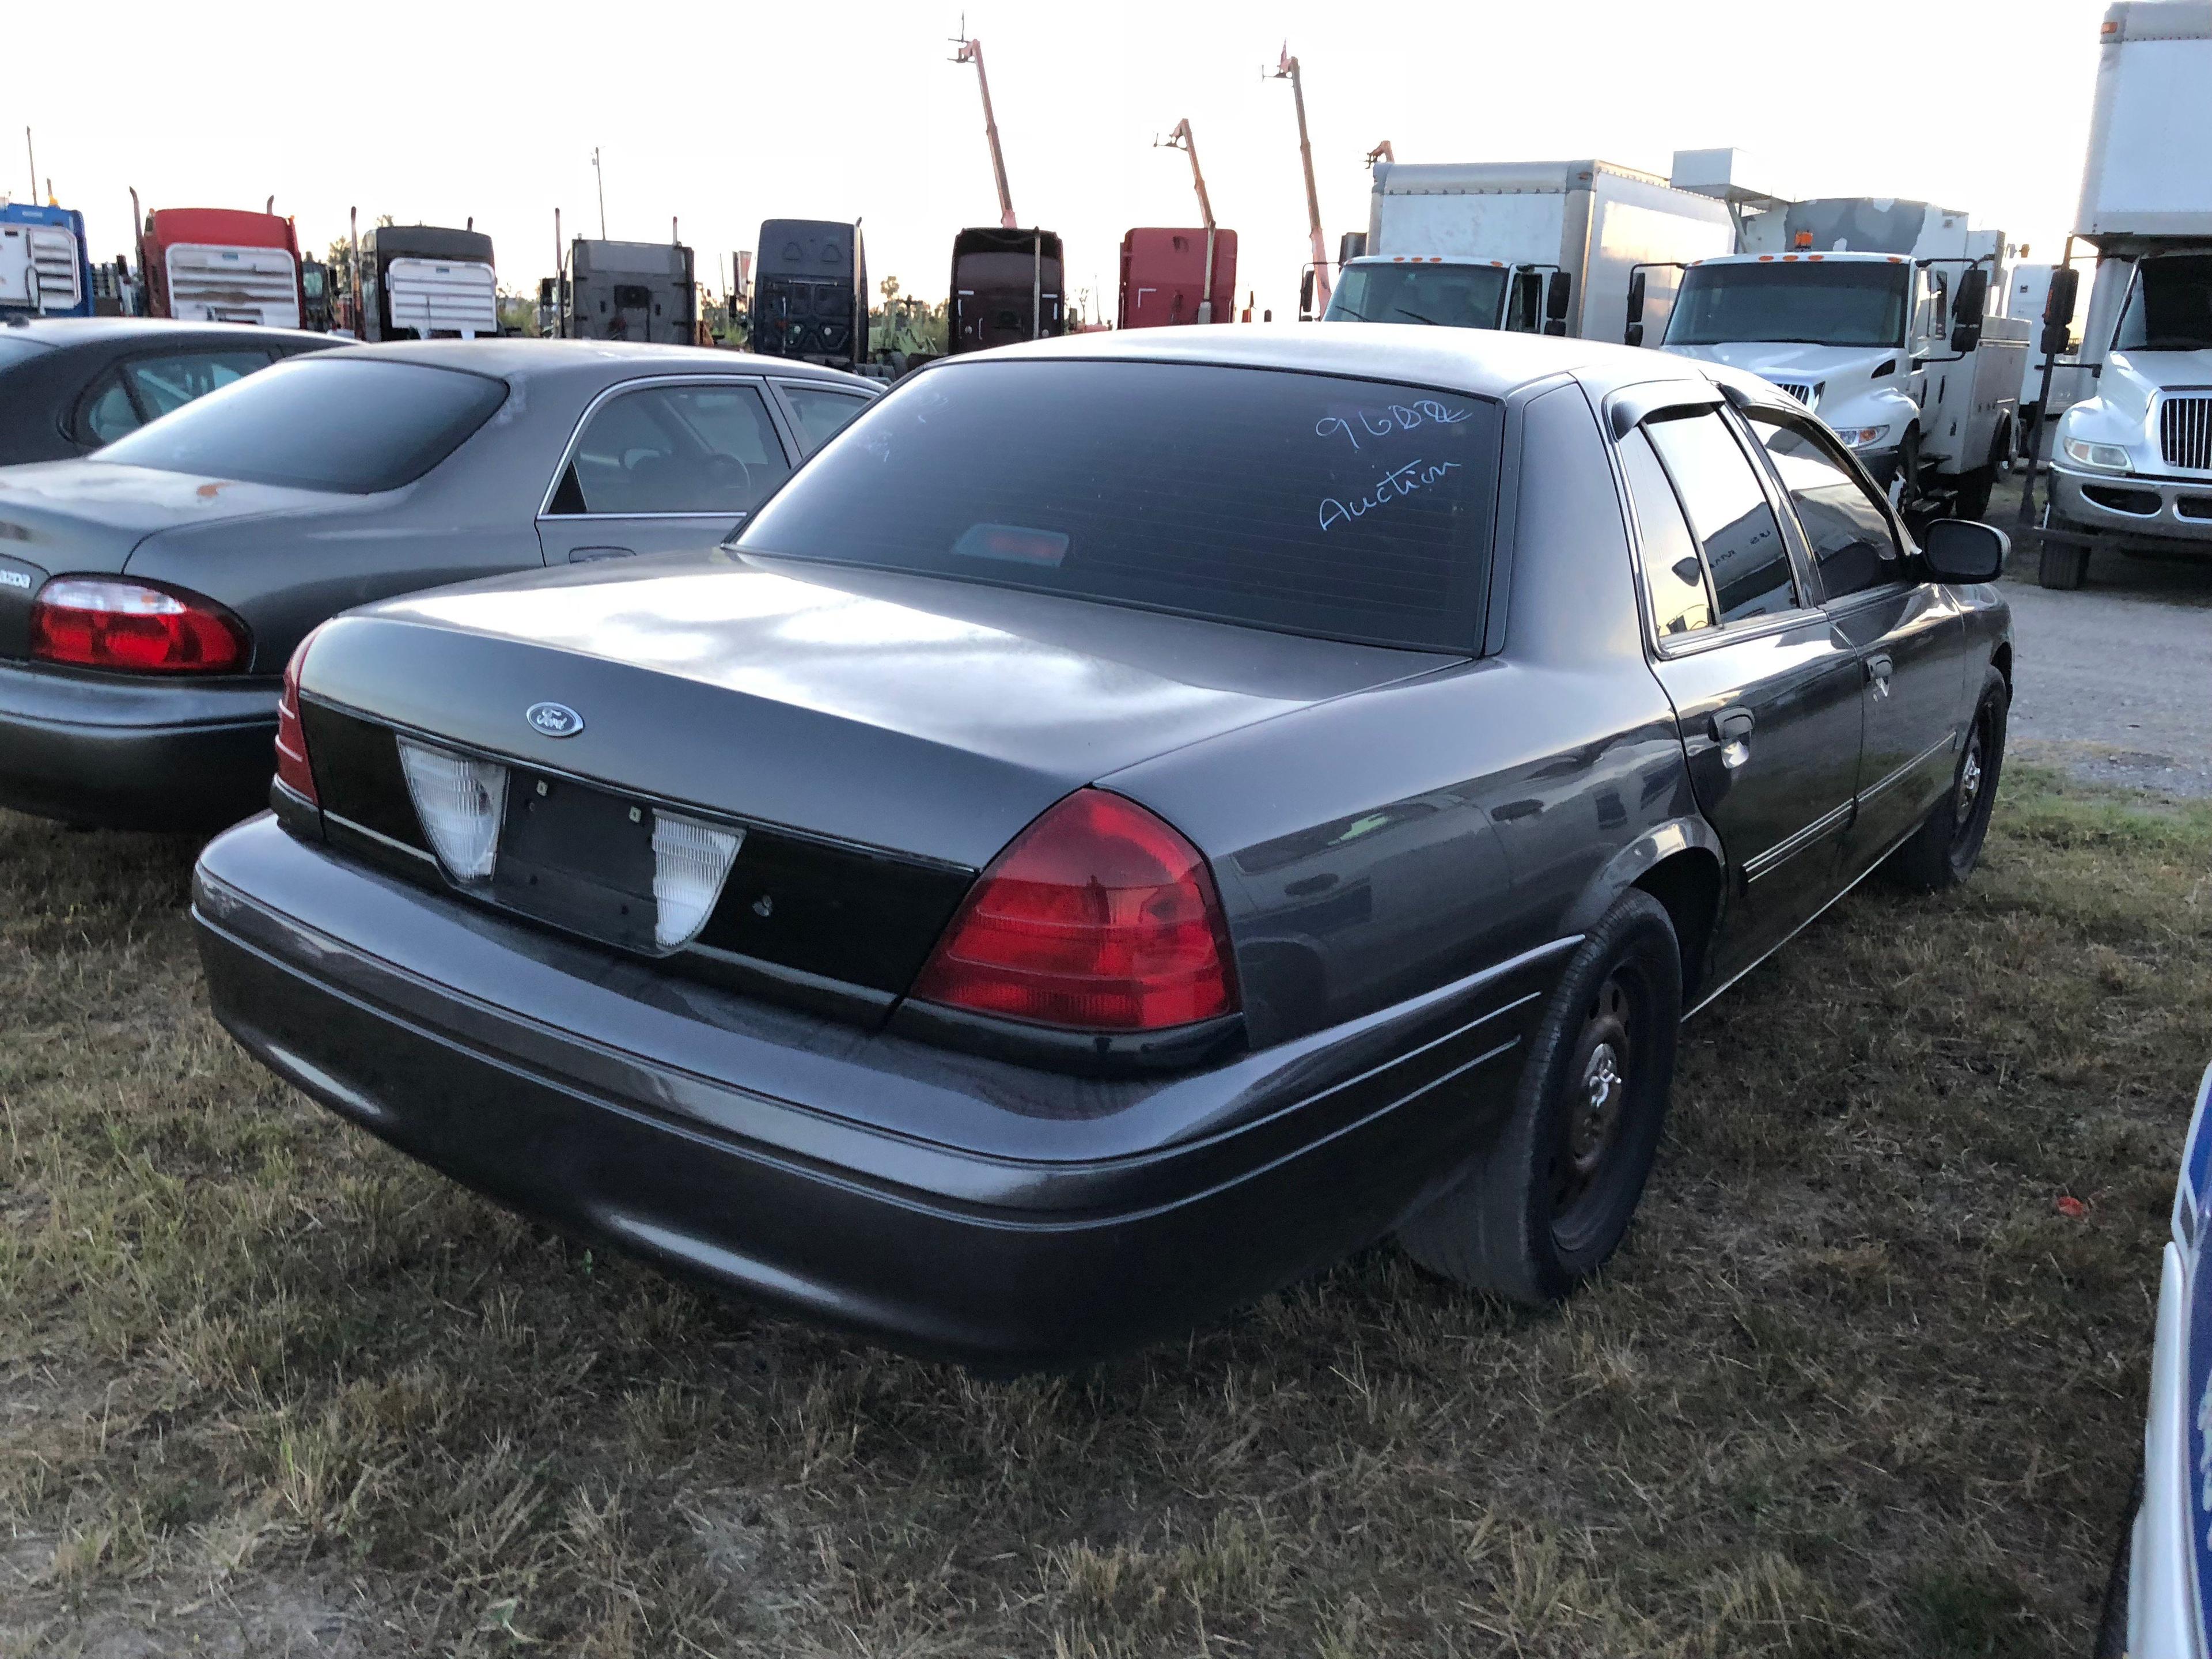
xmin=536 ymin=377 xmax=798 ymax=563
xmin=1615 ymin=403 xmax=1865 ymax=987
xmin=1740 ymin=408 xmax=1967 ymax=876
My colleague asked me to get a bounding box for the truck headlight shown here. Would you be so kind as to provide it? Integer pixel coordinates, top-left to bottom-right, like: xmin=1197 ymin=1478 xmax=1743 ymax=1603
xmin=2063 ymin=438 xmax=2132 ymax=471
xmin=1829 ymin=424 xmax=1892 ymax=448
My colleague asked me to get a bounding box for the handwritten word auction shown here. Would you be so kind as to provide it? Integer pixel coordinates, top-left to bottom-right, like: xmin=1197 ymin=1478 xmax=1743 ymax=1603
xmin=1318 ymin=459 xmax=1463 ymax=532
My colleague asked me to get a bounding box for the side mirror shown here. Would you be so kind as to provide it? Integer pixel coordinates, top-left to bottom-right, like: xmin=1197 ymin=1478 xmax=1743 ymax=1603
xmin=1337 ymin=231 xmax=1367 ymax=265
xmin=1624 ymin=270 xmax=1646 ymax=339
xmin=1921 ymin=517 xmax=2007 ymax=582
xmin=1949 ymin=267 xmax=1988 ymax=352
xmin=1299 ymin=268 xmax=1316 ymax=320
xmin=2041 ymin=266 xmax=2080 ymax=357
xmin=1544 ymin=270 xmax=1572 ymax=336
xmin=1626 ymin=321 xmax=1646 ymax=348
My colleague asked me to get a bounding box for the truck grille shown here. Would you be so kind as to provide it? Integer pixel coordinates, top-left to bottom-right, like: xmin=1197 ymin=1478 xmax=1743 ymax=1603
xmin=2158 ymin=395 xmax=2212 ymax=472
xmin=164 ymin=243 xmax=300 ymax=327
xmin=1771 ymin=381 xmax=1819 ymax=407
xmin=385 ymin=258 xmax=498 ymax=338
xmin=28 ymin=228 xmax=79 ymax=309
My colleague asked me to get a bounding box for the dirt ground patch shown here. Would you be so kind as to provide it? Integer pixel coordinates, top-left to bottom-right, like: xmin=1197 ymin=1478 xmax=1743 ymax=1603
xmin=2 ymin=767 xmax=2207 ymax=1656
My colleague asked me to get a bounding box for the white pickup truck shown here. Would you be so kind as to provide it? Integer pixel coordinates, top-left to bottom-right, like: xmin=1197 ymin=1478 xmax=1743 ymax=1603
xmin=1644 ymin=194 xmax=2029 ymax=521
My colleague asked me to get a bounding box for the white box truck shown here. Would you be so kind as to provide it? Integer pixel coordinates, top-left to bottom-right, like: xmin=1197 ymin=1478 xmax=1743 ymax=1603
xmin=1646 ymin=157 xmax=2029 ymax=520
xmin=1321 ymin=160 xmax=1733 ymax=342
xmin=2037 ymin=0 xmax=2212 ymax=588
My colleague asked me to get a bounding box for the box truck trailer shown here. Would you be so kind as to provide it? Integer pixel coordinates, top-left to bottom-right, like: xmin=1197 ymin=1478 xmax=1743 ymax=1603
xmin=2036 ymin=0 xmax=2212 ymax=588
xmin=0 ymin=201 xmax=93 ymax=319
xmin=1321 ymin=160 xmax=1733 ymax=341
xmin=1646 ymin=156 xmax=2029 ymax=519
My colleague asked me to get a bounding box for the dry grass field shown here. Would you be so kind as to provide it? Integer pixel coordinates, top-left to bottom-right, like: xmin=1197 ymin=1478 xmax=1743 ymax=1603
xmin=2 ymin=765 xmax=2207 ymax=1657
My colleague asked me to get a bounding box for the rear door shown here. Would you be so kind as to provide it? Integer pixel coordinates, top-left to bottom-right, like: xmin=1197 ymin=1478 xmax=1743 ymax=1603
xmin=1613 ymin=387 xmax=1865 ymax=987
xmin=536 ymin=377 xmax=800 ymax=563
xmin=1741 ymin=408 xmax=1967 ymax=876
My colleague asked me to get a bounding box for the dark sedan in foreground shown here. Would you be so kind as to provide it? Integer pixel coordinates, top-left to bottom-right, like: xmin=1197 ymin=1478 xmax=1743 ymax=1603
xmin=0 ymin=317 xmax=336 ymax=467
xmin=192 ymin=327 xmax=2013 ymax=1370
xmin=0 ymin=339 xmax=877 ymax=829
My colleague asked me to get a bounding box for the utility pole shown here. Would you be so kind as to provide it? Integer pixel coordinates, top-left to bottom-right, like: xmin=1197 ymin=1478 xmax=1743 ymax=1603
xmin=24 ymin=128 xmax=35 ymax=200
xmin=950 ymin=24 xmax=1017 ymax=230
xmin=1158 ymin=119 xmax=1219 ymax=324
xmin=1269 ymin=46 xmax=1330 ymax=315
xmin=592 ymin=147 xmax=607 ymax=239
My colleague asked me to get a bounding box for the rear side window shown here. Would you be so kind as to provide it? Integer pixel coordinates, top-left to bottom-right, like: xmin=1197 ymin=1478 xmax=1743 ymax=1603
xmin=1745 ymin=414 xmax=1902 ymax=601
xmin=1644 ymin=411 xmax=1797 ymax=624
xmin=547 ymin=382 xmax=791 ymax=516
xmin=123 ymin=349 xmax=271 ymax=419
xmin=779 ymin=384 xmax=872 ymax=453
xmin=1618 ymin=429 xmax=1714 ymax=638
xmin=80 ymin=373 xmax=141 ymax=445
xmin=93 ymin=357 xmax=506 ymax=494
xmin=737 ymin=359 xmax=1501 ymax=652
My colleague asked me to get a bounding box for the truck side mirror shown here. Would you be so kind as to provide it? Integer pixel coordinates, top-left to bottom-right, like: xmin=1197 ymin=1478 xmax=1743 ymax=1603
xmin=1544 ymin=270 xmax=1572 ymax=336
xmin=2041 ymin=266 xmax=2080 ymax=357
xmin=1949 ymin=267 xmax=1988 ymax=353
xmin=1624 ymin=270 xmax=1646 ymax=346
xmin=1337 ymin=232 xmax=1367 ymax=265
xmin=1299 ymin=268 xmax=1316 ymax=320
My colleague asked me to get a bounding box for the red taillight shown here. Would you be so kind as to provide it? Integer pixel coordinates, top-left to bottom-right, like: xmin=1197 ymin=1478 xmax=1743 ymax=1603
xmin=29 ymin=577 xmax=248 ymax=673
xmin=274 ymin=627 xmax=322 ymax=805
xmin=912 ymin=788 xmax=1238 ymax=1032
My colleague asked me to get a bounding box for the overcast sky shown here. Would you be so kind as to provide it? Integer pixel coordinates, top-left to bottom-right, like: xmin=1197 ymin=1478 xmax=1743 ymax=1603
xmin=13 ymin=0 xmax=2107 ymax=323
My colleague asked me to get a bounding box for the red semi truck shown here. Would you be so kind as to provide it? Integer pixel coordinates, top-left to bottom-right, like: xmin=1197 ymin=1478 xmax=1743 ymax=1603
xmin=1119 ymin=227 xmax=1238 ymax=328
xmin=136 ymin=206 xmax=306 ymax=328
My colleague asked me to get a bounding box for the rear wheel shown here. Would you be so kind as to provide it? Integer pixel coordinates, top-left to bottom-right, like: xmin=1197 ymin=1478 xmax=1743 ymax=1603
xmin=2039 ymin=538 xmax=2090 ymax=589
xmin=1950 ymin=422 xmax=2008 ymax=520
xmin=1398 ymin=889 xmax=1682 ymax=1304
xmin=1886 ymin=666 xmax=2008 ymax=892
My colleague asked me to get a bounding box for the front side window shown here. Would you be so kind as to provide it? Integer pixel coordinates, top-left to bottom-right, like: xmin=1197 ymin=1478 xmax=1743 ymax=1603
xmin=2115 ymin=255 xmax=2212 ymax=353
xmin=123 ymin=349 xmax=272 ymax=420
xmin=1644 ymin=411 xmax=1798 ymax=624
xmin=737 ymin=359 xmax=1502 ymax=652
xmin=1746 ymin=414 xmax=1902 ymax=602
xmin=779 ymin=384 xmax=872 ymax=453
xmin=548 ymin=383 xmax=790 ymax=516
xmin=1664 ymin=262 xmax=1910 ymax=349
xmin=93 ymin=357 xmax=506 ymax=494
xmin=1618 ymin=428 xmax=1715 ymax=639
xmin=1325 ymin=263 xmax=1511 ymax=331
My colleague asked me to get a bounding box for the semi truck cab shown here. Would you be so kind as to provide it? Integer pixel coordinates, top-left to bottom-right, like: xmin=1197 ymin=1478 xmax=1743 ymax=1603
xmin=141 ymin=209 xmax=304 ymax=329
xmin=0 ymin=202 xmax=93 ymax=319
xmin=1322 ymin=255 xmax=1567 ymax=333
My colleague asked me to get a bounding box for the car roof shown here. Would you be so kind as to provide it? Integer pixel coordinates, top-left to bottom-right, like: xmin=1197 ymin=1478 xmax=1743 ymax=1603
xmin=0 ymin=316 xmax=334 ymax=350
xmin=934 ymin=322 xmax=1754 ymax=406
xmin=313 ymin=338 xmax=876 ymax=388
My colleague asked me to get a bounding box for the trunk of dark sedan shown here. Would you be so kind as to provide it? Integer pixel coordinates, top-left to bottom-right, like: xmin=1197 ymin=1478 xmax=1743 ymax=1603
xmin=293 ymin=552 xmax=1455 ymax=1017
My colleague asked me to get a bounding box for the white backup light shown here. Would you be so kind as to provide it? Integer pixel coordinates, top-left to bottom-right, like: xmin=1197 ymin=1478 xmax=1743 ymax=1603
xmin=397 ymin=737 xmax=509 ymax=882
xmin=650 ymin=812 xmax=745 ymax=949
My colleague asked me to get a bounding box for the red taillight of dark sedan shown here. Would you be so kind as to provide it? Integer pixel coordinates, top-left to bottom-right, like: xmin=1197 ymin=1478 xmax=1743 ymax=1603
xmin=912 ymin=787 xmax=1239 ymax=1032
xmin=273 ymin=627 xmax=322 ymax=805
xmin=29 ymin=577 xmax=248 ymax=674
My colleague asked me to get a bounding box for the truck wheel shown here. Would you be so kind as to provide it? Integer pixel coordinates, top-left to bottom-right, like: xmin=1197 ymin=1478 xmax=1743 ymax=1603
xmin=1950 ymin=423 xmax=2008 ymax=520
xmin=1397 ymin=889 xmax=1681 ymax=1305
xmin=1897 ymin=427 xmax=1922 ymax=508
xmin=1885 ymin=666 xmax=2008 ymax=892
xmin=2038 ymin=539 xmax=2090 ymax=589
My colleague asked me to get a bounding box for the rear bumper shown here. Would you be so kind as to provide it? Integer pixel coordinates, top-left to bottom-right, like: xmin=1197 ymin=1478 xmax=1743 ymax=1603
xmin=0 ymin=660 xmax=278 ymax=830
xmin=2051 ymin=464 xmax=2212 ymax=551
xmin=192 ymin=816 xmax=1559 ymax=1370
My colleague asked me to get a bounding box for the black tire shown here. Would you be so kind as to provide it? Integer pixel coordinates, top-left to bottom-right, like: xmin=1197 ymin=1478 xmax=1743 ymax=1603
xmin=1398 ymin=889 xmax=1683 ymax=1304
xmin=1886 ymin=666 xmax=2008 ymax=892
xmin=2092 ymin=1470 xmax=2140 ymax=1659
xmin=1896 ymin=426 xmax=1922 ymax=509
xmin=2038 ymin=538 xmax=2089 ymax=589
xmin=1949 ymin=423 xmax=2007 ymax=521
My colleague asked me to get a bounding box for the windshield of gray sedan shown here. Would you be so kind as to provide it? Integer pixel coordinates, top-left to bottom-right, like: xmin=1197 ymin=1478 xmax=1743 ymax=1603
xmin=737 ymin=360 xmax=1501 ymax=652
xmin=92 ymin=357 xmax=507 ymax=493
xmin=1664 ymin=262 xmax=1909 ymax=349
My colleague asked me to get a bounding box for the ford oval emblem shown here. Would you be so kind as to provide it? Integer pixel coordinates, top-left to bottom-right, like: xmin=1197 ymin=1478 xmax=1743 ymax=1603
xmin=525 ymin=701 xmax=585 ymax=738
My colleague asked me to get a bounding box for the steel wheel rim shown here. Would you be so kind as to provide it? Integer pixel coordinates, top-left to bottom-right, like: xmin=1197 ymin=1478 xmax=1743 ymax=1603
xmin=1953 ymin=711 xmax=1990 ymax=849
xmin=1551 ymin=975 xmax=1634 ymax=1228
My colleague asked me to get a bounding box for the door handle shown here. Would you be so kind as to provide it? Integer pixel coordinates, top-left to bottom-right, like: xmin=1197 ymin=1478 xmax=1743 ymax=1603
xmin=1865 ymin=652 xmax=1894 ymax=687
xmin=1709 ymin=706 xmax=1756 ymax=743
xmin=569 ymin=546 xmax=635 ymax=563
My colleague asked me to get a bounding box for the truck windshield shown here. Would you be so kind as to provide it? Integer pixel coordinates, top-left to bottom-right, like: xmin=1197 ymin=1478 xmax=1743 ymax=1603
xmin=2114 ymin=256 xmax=2212 ymax=353
xmin=93 ymin=357 xmax=507 ymax=494
xmin=737 ymin=359 xmax=1501 ymax=653
xmin=1326 ymin=263 xmax=1510 ymax=329
xmin=1664 ymin=262 xmax=1909 ymax=349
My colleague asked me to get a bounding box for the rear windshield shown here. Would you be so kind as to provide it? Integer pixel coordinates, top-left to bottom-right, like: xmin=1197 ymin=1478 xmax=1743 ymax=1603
xmin=736 ymin=359 xmax=1499 ymax=652
xmin=92 ymin=356 xmax=507 ymax=493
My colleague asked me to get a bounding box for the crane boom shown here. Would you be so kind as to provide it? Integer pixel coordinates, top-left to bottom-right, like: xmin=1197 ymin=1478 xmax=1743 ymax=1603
xmin=1271 ymin=46 xmax=1330 ymax=310
xmin=1161 ymin=118 xmax=1219 ymax=323
xmin=951 ymin=33 xmax=1017 ymax=231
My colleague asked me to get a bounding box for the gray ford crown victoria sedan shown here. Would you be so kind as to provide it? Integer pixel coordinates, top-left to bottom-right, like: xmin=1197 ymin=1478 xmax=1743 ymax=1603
xmin=0 ymin=340 xmax=877 ymax=830
xmin=191 ymin=326 xmax=2013 ymax=1371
